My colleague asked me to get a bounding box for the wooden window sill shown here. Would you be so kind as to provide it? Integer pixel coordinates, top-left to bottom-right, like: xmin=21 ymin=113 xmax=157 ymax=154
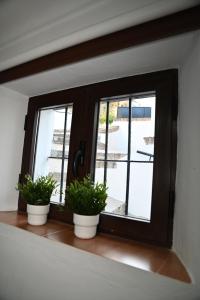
xmin=0 ymin=211 xmax=191 ymax=283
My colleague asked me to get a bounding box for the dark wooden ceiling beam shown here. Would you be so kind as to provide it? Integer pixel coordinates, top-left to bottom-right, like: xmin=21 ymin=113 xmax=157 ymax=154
xmin=0 ymin=5 xmax=200 ymax=84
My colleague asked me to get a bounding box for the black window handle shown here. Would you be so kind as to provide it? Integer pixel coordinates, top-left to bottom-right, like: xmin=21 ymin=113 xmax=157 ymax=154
xmin=73 ymin=141 xmax=85 ymax=177
xmin=137 ymin=150 xmax=154 ymax=161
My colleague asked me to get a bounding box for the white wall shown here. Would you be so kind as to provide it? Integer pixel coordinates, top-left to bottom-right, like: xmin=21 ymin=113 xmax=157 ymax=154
xmin=0 ymin=86 xmax=28 ymax=211
xmin=174 ymin=33 xmax=200 ymax=283
xmin=1 ymin=0 xmax=198 ymax=72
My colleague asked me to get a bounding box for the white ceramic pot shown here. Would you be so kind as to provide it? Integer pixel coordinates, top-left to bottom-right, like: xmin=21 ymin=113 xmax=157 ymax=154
xmin=73 ymin=213 xmax=99 ymax=239
xmin=27 ymin=204 xmax=50 ymax=225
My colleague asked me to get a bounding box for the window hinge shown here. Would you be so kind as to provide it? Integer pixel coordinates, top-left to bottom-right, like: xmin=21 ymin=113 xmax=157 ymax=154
xmin=18 ymin=173 xmax=22 ymax=184
xmin=24 ymin=114 xmax=28 ymax=131
xmin=169 ymin=190 xmax=175 ymax=219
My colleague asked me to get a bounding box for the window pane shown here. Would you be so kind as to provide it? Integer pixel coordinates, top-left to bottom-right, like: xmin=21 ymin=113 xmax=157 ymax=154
xmin=62 ymin=159 xmax=68 ymax=202
xmin=131 ymin=96 xmax=156 ymax=161
xmin=48 ymin=157 xmax=62 ymax=203
xmin=128 ymin=162 xmax=153 ymax=221
xmin=104 ymin=162 xmax=126 ymax=215
xmin=33 ymin=106 xmax=73 ymax=204
xmin=46 ymin=158 xmax=68 ymax=204
xmin=107 ymin=100 xmax=129 ymax=161
xmin=95 ymin=160 xmax=104 ymax=184
xmin=65 ymin=106 xmax=73 ymax=157
xmin=96 ymin=102 xmax=107 ymax=160
xmin=49 ymin=109 xmax=65 ymax=160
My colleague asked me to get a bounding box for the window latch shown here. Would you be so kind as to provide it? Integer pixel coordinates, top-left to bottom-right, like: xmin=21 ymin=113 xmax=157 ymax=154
xmin=73 ymin=141 xmax=85 ymax=178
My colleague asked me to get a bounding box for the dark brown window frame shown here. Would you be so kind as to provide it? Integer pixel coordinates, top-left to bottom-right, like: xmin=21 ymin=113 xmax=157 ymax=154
xmin=19 ymin=69 xmax=178 ymax=248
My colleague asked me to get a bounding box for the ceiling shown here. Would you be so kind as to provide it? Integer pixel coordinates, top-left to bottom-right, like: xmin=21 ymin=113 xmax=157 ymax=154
xmin=3 ymin=31 xmax=198 ymax=97
xmin=0 ymin=0 xmax=199 ymax=71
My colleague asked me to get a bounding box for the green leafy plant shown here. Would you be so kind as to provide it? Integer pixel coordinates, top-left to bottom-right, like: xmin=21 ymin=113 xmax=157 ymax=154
xmin=66 ymin=175 xmax=107 ymax=215
xmin=99 ymin=111 xmax=115 ymax=125
xmin=16 ymin=174 xmax=59 ymax=205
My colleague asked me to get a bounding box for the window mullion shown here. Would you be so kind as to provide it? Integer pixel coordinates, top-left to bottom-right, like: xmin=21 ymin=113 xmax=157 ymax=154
xmin=125 ymin=97 xmax=132 ymax=215
xmin=60 ymin=106 xmax=68 ymax=203
xmin=32 ymin=110 xmax=41 ymax=179
xmin=104 ymin=101 xmax=109 ymax=184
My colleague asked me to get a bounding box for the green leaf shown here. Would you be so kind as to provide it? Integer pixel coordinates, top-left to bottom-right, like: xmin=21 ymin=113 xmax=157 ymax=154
xmin=65 ymin=175 xmax=107 ymax=215
xmin=16 ymin=174 xmax=59 ymax=205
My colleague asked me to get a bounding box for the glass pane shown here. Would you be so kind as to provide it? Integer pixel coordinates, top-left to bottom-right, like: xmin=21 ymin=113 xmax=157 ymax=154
xmin=65 ymin=106 xmax=73 ymax=157
xmin=94 ymin=160 xmax=104 ymax=184
xmin=62 ymin=159 xmax=68 ymax=203
xmin=47 ymin=158 xmax=68 ymax=204
xmin=33 ymin=106 xmax=73 ymax=204
xmin=49 ymin=109 xmax=65 ymax=159
xmin=131 ymin=96 xmax=156 ymax=161
xmin=48 ymin=157 xmax=62 ymax=203
xmin=104 ymin=162 xmax=127 ymax=215
xmin=128 ymin=162 xmax=153 ymax=221
xmin=96 ymin=102 xmax=107 ymax=160
xmin=107 ymin=100 xmax=129 ymax=161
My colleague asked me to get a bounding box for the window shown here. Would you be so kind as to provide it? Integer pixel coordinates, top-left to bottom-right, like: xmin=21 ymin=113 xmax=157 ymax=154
xmin=95 ymin=93 xmax=155 ymax=221
xmin=19 ymin=70 xmax=177 ymax=247
xmin=33 ymin=106 xmax=73 ymax=203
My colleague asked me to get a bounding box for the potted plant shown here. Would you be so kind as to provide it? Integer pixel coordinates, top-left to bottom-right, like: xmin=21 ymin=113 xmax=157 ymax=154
xmin=66 ymin=175 xmax=107 ymax=239
xmin=17 ymin=174 xmax=58 ymax=225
